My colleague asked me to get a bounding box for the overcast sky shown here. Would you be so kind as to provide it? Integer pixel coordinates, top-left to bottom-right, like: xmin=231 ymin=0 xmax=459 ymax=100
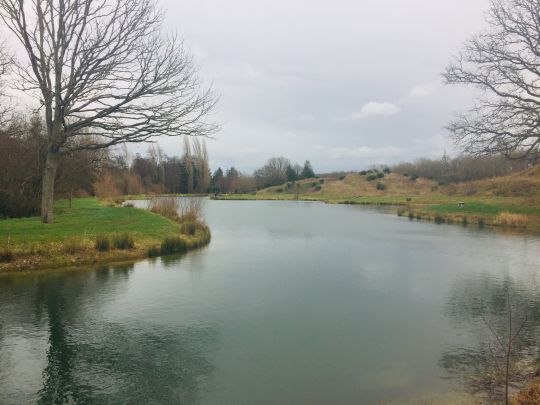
xmin=45 ymin=1 xmax=497 ymax=173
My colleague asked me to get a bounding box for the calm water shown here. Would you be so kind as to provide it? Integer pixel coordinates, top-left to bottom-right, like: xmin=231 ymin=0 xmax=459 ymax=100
xmin=1 ymin=200 xmax=540 ymax=404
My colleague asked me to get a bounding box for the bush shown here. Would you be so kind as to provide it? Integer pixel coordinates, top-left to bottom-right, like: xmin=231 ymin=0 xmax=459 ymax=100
xmin=376 ymin=182 xmax=386 ymax=191
xmin=478 ymin=218 xmax=486 ymax=228
xmin=313 ymin=185 xmax=322 ymax=191
xmin=494 ymin=212 xmax=528 ymax=228
xmin=383 ymin=167 xmax=391 ymax=174
xmin=461 ymin=217 xmax=468 ymax=226
xmin=147 ymin=245 xmax=161 ymax=258
xmin=376 ymin=172 xmax=384 ymax=179
xmin=95 ymin=235 xmax=111 ymax=252
xmin=408 ymin=212 xmax=415 ymax=220
xmin=124 ymin=203 xmax=135 ymax=208
xmin=397 ymin=209 xmax=406 ymax=217
xmin=359 ymin=170 xmax=368 ymax=176
xmin=160 ymin=237 xmax=187 ymax=255
xmin=0 ymin=249 xmax=14 ymax=263
xmin=112 ymin=233 xmax=135 ymax=250
xmin=180 ymin=221 xmax=198 ymax=236
xmin=366 ymin=174 xmax=377 ymax=182
xmin=434 ymin=215 xmax=445 ymax=224
xmin=409 ymin=174 xmax=418 ymax=181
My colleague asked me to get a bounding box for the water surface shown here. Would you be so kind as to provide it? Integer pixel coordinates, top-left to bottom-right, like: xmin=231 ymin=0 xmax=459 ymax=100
xmin=1 ymin=200 xmax=540 ymax=403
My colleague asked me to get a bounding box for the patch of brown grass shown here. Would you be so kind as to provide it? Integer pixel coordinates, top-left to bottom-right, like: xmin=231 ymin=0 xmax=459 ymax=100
xmin=148 ymin=197 xmax=180 ymax=221
xmin=494 ymin=211 xmax=529 ymax=228
xmin=511 ymin=381 xmax=540 ymax=404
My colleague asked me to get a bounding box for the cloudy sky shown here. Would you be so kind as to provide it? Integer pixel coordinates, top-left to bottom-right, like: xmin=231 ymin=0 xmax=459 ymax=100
xmin=152 ymin=1 xmax=488 ymax=172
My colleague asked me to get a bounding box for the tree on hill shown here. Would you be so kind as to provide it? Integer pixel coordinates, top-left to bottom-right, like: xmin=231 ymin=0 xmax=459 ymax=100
xmin=301 ymin=160 xmax=316 ymax=179
xmin=286 ymin=165 xmax=299 ymax=182
xmin=0 ymin=0 xmax=216 ymax=223
xmin=254 ymin=157 xmax=291 ymax=188
xmin=444 ymin=0 xmax=540 ymax=159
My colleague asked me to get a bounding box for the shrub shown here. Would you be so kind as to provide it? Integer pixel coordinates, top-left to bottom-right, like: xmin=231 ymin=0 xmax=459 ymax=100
xmin=408 ymin=212 xmax=415 ymax=220
xmin=339 ymin=175 xmax=346 ymax=180
xmin=376 ymin=172 xmax=384 ymax=179
xmin=147 ymin=245 xmax=161 ymax=258
xmin=359 ymin=170 xmax=367 ymax=175
xmin=124 ymin=203 xmax=135 ymax=208
xmin=383 ymin=167 xmax=391 ymax=174
xmin=478 ymin=218 xmax=486 ymax=228
xmin=434 ymin=215 xmax=445 ymax=224
xmin=0 ymin=249 xmax=14 ymax=263
xmin=494 ymin=212 xmax=528 ymax=228
xmin=376 ymin=182 xmax=386 ymax=191
xmin=397 ymin=209 xmax=406 ymax=217
xmin=112 ymin=233 xmax=135 ymax=250
xmin=409 ymin=174 xmax=418 ymax=181
xmin=313 ymin=185 xmax=322 ymax=191
xmin=160 ymin=237 xmax=187 ymax=255
xmin=180 ymin=221 xmax=198 ymax=236
xmin=95 ymin=235 xmax=111 ymax=252
xmin=461 ymin=217 xmax=468 ymax=226
xmin=366 ymin=174 xmax=377 ymax=182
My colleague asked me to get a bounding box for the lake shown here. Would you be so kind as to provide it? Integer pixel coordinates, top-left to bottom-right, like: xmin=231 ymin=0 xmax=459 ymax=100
xmin=1 ymin=200 xmax=540 ymax=404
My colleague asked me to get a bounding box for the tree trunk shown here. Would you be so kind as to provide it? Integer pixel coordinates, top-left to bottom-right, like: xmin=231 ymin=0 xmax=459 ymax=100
xmin=41 ymin=150 xmax=59 ymax=224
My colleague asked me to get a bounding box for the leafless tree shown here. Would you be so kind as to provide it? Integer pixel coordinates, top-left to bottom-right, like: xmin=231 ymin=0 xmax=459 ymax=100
xmin=444 ymin=0 xmax=540 ymax=159
xmin=0 ymin=0 xmax=217 ymax=223
xmin=0 ymin=41 xmax=12 ymax=125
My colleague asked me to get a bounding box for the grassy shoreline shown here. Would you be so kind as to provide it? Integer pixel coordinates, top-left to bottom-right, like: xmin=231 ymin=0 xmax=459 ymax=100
xmin=0 ymin=198 xmax=210 ymax=273
xmin=212 ymin=191 xmax=540 ymax=232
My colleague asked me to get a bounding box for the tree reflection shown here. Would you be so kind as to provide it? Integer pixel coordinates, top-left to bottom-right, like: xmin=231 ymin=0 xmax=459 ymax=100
xmin=440 ymin=276 xmax=540 ymax=403
xmin=26 ymin=263 xmax=216 ymax=403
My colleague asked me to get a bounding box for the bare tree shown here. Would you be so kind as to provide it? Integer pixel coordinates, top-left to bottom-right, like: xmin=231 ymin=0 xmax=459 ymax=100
xmin=0 ymin=0 xmax=216 ymax=223
xmin=444 ymin=0 xmax=540 ymax=159
xmin=0 ymin=41 xmax=11 ymax=125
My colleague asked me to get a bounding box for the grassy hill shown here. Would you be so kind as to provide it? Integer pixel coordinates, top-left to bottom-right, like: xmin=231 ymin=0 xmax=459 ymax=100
xmin=216 ymin=166 xmax=540 ymax=231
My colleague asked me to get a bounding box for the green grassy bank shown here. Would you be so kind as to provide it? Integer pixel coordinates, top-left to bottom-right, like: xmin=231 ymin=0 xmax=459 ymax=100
xmin=0 ymin=198 xmax=210 ymax=272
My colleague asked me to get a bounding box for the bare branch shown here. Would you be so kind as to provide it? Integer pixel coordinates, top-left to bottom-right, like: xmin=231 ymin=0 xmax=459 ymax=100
xmin=444 ymin=0 xmax=540 ymax=158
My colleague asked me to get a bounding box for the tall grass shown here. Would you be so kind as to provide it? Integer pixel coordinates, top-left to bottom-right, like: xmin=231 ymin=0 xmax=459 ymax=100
xmin=147 ymin=196 xmax=205 ymax=223
xmin=112 ymin=233 xmax=135 ymax=249
xmin=147 ymin=197 xmax=180 ymax=221
xmin=494 ymin=212 xmax=528 ymax=228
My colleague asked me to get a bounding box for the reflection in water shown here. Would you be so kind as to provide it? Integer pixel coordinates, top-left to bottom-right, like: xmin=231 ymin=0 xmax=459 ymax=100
xmin=0 ymin=263 xmax=216 ymax=404
xmin=441 ymin=276 xmax=540 ymax=402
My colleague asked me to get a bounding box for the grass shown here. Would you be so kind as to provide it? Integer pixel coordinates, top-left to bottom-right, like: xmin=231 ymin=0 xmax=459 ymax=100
xmin=0 ymin=197 xmax=210 ymax=272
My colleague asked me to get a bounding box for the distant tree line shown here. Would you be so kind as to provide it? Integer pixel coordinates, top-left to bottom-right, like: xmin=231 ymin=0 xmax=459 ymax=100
xmin=392 ymin=153 xmax=537 ymax=184
xmin=0 ymin=115 xmax=211 ymax=218
xmin=210 ymin=157 xmax=316 ymax=194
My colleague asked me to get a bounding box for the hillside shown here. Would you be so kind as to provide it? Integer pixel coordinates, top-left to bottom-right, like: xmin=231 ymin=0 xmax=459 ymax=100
xmin=216 ymin=166 xmax=540 ymax=231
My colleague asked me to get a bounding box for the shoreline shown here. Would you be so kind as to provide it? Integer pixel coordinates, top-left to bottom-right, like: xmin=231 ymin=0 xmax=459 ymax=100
xmin=212 ymin=193 xmax=540 ymax=233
